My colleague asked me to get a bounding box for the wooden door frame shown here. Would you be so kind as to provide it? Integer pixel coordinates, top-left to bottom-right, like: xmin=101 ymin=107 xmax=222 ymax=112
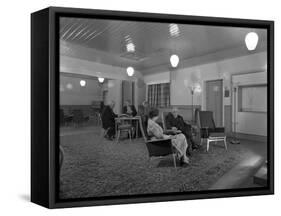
xmin=203 ymin=79 xmax=225 ymax=127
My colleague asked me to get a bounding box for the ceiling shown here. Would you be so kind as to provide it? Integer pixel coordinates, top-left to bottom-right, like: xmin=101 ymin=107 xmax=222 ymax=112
xmin=60 ymin=17 xmax=267 ymax=74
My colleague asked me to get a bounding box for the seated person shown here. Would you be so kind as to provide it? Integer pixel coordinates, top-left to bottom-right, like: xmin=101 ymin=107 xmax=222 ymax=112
xmin=138 ymin=101 xmax=150 ymax=116
xmin=99 ymin=101 xmax=105 ymax=113
xmin=101 ymin=100 xmax=117 ymax=140
xmin=122 ymin=100 xmax=137 ymax=117
xmin=138 ymin=101 xmax=151 ymax=123
xmin=147 ymin=108 xmax=190 ymax=166
xmin=165 ymin=107 xmax=199 ymax=153
xmin=138 ymin=101 xmax=151 ymax=137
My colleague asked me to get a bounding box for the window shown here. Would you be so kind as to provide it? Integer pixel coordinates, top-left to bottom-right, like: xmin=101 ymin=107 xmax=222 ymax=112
xmin=147 ymin=83 xmax=170 ymax=107
xmin=238 ymin=85 xmax=267 ymax=112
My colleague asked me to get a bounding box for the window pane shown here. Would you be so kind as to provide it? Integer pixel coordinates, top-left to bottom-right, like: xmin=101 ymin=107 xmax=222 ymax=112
xmin=239 ymin=85 xmax=267 ymax=112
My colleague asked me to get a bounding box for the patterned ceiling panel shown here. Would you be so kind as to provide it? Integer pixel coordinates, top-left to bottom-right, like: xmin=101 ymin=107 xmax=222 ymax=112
xmin=60 ymin=17 xmax=267 ymax=73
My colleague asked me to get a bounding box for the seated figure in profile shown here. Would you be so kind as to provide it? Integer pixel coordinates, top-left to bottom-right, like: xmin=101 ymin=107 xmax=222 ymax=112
xmin=138 ymin=101 xmax=150 ymax=116
xmin=165 ymin=107 xmax=199 ymax=154
xmin=138 ymin=101 xmax=151 ymax=136
xmin=147 ymin=108 xmax=190 ymax=166
xmin=122 ymin=100 xmax=137 ymax=117
xmin=101 ymin=100 xmax=117 ymax=140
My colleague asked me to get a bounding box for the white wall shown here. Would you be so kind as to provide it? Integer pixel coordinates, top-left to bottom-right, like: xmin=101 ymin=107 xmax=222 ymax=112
xmin=143 ymin=52 xmax=267 ymax=135
xmin=106 ymin=79 xmax=122 ymax=114
xmin=143 ymin=71 xmax=170 ymax=84
xmin=167 ymin=52 xmax=267 ymax=108
xmin=143 ymin=52 xmax=266 ymax=106
xmin=232 ymin=72 xmax=267 ymax=136
xmin=61 ymin=55 xmax=142 ymax=81
xmin=60 ymin=75 xmax=102 ymax=105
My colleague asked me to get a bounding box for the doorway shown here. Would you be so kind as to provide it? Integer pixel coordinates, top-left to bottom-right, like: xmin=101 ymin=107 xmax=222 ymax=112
xmin=205 ymin=79 xmax=223 ymax=126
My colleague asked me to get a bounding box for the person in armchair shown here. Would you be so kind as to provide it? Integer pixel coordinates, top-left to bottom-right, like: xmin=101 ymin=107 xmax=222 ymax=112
xmin=101 ymin=100 xmax=118 ymax=140
xmin=147 ymin=108 xmax=190 ymax=166
xmin=165 ymin=107 xmax=199 ymax=154
xmin=122 ymin=100 xmax=137 ymax=117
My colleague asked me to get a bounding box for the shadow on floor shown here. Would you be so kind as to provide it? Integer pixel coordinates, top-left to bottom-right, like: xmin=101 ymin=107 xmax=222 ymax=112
xmin=18 ymin=194 xmax=30 ymax=202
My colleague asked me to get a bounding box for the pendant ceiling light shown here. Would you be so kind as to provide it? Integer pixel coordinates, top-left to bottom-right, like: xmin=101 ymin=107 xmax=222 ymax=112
xmin=170 ymin=54 xmax=179 ymax=68
xmin=169 ymin=24 xmax=180 ymax=38
xmin=80 ymin=80 xmax=86 ymax=87
xmin=245 ymin=32 xmax=259 ymax=51
xmin=125 ymin=35 xmax=135 ymax=53
xmin=98 ymin=77 xmax=104 ymax=83
xmin=66 ymin=83 xmax=73 ymax=90
xmin=127 ymin=66 xmax=134 ymax=76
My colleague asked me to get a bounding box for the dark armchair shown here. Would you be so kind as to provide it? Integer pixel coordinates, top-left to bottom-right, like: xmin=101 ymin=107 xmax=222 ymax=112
xmin=60 ymin=109 xmax=73 ymax=126
xmin=138 ymin=116 xmax=177 ymax=168
xmin=197 ymin=111 xmax=227 ymax=152
xmin=72 ymin=109 xmax=89 ymax=126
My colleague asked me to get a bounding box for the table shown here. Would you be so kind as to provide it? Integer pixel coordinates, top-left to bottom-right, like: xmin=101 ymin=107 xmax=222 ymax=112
xmin=115 ymin=116 xmax=142 ymax=140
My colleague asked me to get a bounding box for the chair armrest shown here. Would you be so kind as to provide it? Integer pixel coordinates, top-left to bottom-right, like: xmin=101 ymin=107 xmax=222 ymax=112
xmin=214 ymin=127 xmax=225 ymax=133
xmin=164 ymin=129 xmax=181 ymax=135
xmin=201 ymin=127 xmax=209 ymax=133
xmin=147 ymin=138 xmax=172 ymax=143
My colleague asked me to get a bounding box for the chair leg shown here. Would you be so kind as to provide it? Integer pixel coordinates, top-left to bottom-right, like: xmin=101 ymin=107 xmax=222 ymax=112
xmin=128 ymin=130 xmax=132 ymax=142
xmin=172 ymin=154 xmax=177 ymax=169
xmin=100 ymin=129 xmax=104 ymax=138
xmin=116 ymin=130 xmax=120 ymax=143
xmin=224 ymin=137 xmax=227 ymax=150
xmin=207 ymin=139 xmax=210 ymax=152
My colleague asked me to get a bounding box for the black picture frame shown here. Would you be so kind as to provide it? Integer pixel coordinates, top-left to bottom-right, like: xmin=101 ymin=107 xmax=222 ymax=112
xmin=31 ymin=6 xmax=274 ymax=209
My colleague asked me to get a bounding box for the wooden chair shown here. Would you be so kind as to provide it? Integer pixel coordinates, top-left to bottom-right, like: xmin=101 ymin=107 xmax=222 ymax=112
xmin=96 ymin=112 xmax=102 ymax=126
xmin=60 ymin=109 xmax=73 ymax=126
xmin=115 ymin=114 xmax=133 ymax=143
xmin=197 ymin=111 xmax=227 ymax=152
xmin=72 ymin=109 xmax=86 ymax=126
xmin=138 ymin=116 xmax=177 ymax=169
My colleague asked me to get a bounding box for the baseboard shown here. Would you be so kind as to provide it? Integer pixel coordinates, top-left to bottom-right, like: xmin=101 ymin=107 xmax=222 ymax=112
xmin=228 ymin=132 xmax=267 ymax=142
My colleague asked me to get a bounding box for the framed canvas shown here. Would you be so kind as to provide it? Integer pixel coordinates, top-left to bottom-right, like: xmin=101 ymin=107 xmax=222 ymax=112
xmin=31 ymin=6 xmax=274 ymax=208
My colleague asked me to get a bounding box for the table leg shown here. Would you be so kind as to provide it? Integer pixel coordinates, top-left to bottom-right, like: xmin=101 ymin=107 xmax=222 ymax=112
xmin=136 ymin=119 xmax=138 ymax=139
xmin=115 ymin=121 xmax=117 ymax=141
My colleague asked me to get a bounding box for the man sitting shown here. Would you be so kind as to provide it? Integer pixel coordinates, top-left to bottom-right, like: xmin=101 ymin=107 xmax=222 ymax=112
xmin=122 ymin=100 xmax=137 ymax=117
xmin=101 ymin=100 xmax=117 ymax=140
xmin=165 ymin=107 xmax=199 ymax=154
xmin=137 ymin=101 xmax=151 ymax=137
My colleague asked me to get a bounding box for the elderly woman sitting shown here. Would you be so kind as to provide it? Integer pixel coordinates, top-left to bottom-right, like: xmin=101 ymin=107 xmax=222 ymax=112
xmin=147 ymin=108 xmax=190 ymax=166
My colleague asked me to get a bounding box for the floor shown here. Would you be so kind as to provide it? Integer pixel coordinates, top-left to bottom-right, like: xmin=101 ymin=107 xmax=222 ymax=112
xmin=210 ymin=138 xmax=267 ymax=189
xmin=59 ymin=125 xmax=267 ymax=199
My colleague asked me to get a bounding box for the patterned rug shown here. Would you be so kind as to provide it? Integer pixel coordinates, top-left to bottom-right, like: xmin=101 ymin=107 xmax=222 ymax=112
xmin=59 ymin=130 xmax=249 ymax=199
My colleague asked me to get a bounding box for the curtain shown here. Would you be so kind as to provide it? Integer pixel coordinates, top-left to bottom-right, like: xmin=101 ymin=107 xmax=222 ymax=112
xmin=147 ymin=83 xmax=170 ymax=107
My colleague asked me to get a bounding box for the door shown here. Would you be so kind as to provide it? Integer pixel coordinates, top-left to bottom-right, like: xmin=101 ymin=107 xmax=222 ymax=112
xmin=122 ymin=80 xmax=135 ymax=108
xmin=206 ymin=79 xmax=223 ymax=126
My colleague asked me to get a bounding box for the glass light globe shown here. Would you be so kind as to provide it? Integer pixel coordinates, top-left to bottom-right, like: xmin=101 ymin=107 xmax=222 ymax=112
xmin=245 ymin=32 xmax=259 ymax=51
xmin=98 ymin=77 xmax=104 ymax=83
xmin=80 ymin=80 xmax=86 ymax=87
xmin=127 ymin=67 xmax=134 ymax=76
xmin=170 ymin=54 xmax=179 ymax=68
xmin=66 ymin=83 xmax=73 ymax=90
